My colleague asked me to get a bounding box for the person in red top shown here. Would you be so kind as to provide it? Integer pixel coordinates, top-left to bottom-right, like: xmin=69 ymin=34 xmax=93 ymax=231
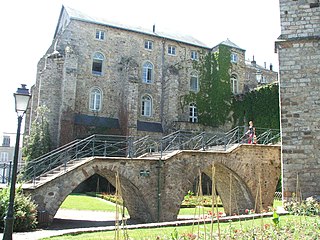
xmin=246 ymin=121 xmax=256 ymax=144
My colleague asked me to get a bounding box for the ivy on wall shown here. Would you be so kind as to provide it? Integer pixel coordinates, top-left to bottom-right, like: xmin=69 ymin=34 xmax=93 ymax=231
xmin=232 ymin=83 xmax=280 ymax=130
xmin=183 ymin=46 xmax=232 ymax=127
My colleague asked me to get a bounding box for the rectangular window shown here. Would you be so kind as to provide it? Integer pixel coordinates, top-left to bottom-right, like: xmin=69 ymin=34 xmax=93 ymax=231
xmin=144 ymin=40 xmax=153 ymax=50
xmin=168 ymin=46 xmax=176 ymax=55
xmin=231 ymin=53 xmax=238 ymax=63
xmin=2 ymin=136 xmax=10 ymax=147
xmin=191 ymin=51 xmax=198 ymax=60
xmin=0 ymin=152 xmax=8 ymax=162
xmin=95 ymin=30 xmax=105 ymax=40
xmin=190 ymin=76 xmax=198 ymax=92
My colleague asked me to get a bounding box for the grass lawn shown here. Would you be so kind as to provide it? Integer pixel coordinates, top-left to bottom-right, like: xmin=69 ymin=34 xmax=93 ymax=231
xmin=60 ymin=193 xmax=118 ymax=212
xmin=60 ymin=194 xmax=281 ymax=216
xmin=46 ymin=194 xmax=319 ymax=239
xmin=43 ymin=215 xmax=320 ymax=239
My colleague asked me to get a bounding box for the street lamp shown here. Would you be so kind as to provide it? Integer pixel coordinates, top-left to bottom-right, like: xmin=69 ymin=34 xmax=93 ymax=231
xmin=2 ymin=84 xmax=31 ymax=240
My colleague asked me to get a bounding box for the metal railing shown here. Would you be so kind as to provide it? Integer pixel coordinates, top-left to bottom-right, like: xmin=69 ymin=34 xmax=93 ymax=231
xmin=21 ymin=126 xmax=280 ymax=184
xmin=0 ymin=162 xmax=25 ymax=184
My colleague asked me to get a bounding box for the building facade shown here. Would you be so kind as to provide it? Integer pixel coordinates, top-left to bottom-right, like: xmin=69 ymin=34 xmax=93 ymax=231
xmin=0 ymin=135 xmax=23 ymax=183
xmin=277 ymin=0 xmax=320 ymax=200
xmin=27 ymin=6 xmax=277 ymax=148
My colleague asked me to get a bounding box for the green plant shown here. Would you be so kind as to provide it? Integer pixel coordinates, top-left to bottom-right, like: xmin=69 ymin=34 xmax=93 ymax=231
xmin=232 ymin=83 xmax=280 ymax=130
xmin=183 ymin=47 xmax=232 ymax=127
xmin=284 ymin=196 xmax=320 ymax=216
xmin=0 ymin=187 xmax=37 ymax=232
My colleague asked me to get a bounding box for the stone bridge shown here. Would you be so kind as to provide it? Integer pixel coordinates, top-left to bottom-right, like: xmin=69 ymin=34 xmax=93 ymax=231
xmin=23 ymin=143 xmax=281 ymax=224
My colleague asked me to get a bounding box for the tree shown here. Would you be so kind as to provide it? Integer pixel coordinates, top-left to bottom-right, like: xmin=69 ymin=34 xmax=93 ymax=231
xmin=184 ymin=47 xmax=232 ymax=127
xmin=23 ymin=106 xmax=52 ymax=162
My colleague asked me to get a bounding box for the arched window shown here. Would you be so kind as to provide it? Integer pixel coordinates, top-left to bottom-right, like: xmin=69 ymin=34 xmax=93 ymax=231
xmin=189 ymin=103 xmax=198 ymax=123
xmin=231 ymin=74 xmax=238 ymax=94
xmin=92 ymin=52 xmax=104 ymax=75
xmin=142 ymin=61 xmax=153 ymax=83
xmin=190 ymin=72 xmax=199 ymax=92
xmin=89 ymin=88 xmax=102 ymax=111
xmin=141 ymin=95 xmax=152 ymax=117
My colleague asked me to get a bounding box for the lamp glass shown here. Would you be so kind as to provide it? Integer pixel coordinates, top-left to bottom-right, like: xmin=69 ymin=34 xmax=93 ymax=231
xmin=14 ymin=84 xmax=31 ymax=115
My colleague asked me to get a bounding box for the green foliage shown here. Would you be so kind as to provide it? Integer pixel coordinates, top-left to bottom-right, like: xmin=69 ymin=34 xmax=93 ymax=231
xmin=184 ymin=47 xmax=232 ymax=127
xmin=284 ymin=196 xmax=320 ymax=216
xmin=0 ymin=187 xmax=38 ymax=232
xmin=232 ymin=83 xmax=280 ymax=129
xmin=23 ymin=106 xmax=52 ymax=162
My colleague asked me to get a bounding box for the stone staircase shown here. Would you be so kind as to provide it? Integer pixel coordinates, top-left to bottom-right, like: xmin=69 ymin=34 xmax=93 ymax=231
xmin=23 ymin=157 xmax=93 ymax=189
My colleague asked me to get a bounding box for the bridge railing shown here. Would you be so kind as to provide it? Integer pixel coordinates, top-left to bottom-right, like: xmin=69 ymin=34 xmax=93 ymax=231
xmin=21 ymin=134 xmax=129 ymax=183
xmin=21 ymin=126 xmax=280 ymax=183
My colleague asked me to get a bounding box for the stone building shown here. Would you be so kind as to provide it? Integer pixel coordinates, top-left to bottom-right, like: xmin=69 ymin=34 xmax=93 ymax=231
xmin=27 ymin=5 xmax=277 ymax=148
xmin=276 ymin=0 xmax=320 ymax=200
xmin=0 ymin=135 xmax=23 ymax=183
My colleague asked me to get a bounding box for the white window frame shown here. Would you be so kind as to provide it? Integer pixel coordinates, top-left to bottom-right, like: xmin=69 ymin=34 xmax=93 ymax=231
xmin=89 ymin=87 xmax=102 ymax=111
xmin=144 ymin=40 xmax=153 ymax=50
xmin=92 ymin=52 xmax=104 ymax=75
xmin=231 ymin=74 xmax=239 ymax=94
xmin=190 ymin=72 xmax=199 ymax=92
xmin=0 ymin=152 xmax=9 ymax=162
xmin=95 ymin=30 xmax=105 ymax=40
xmin=191 ymin=51 xmax=198 ymax=60
xmin=142 ymin=61 xmax=153 ymax=83
xmin=231 ymin=53 xmax=238 ymax=63
xmin=189 ymin=103 xmax=198 ymax=123
xmin=141 ymin=95 xmax=152 ymax=117
xmin=168 ymin=45 xmax=176 ymax=55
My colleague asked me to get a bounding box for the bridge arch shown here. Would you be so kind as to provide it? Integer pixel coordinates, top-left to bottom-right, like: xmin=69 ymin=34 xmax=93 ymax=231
xmin=160 ymin=159 xmax=255 ymax=221
xmin=203 ymin=163 xmax=254 ymax=215
xmin=27 ymin=158 xmax=159 ymax=223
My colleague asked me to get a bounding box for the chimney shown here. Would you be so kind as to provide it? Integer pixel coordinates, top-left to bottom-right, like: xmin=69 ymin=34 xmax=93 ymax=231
xmin=264 ymin=62 xmax=267 ymax=68
xmin=251 ymin=55 xmax=256 ymax=67
xmin=153 ymin=24 xmax=155 ymax=33
xmin=270 ymin=63 xmax=273 ymax=71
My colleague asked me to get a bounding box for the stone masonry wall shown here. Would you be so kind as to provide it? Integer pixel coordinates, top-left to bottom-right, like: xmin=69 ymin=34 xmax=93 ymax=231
xmin=278 ymin=0 xmax=320 ymax=200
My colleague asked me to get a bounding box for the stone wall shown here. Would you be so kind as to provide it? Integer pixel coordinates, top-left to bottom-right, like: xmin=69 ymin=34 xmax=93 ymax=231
xmin=28 ymin=6 xmax=278 ymax=148
xmin=277 ymin=0 xmax=320 ymax=200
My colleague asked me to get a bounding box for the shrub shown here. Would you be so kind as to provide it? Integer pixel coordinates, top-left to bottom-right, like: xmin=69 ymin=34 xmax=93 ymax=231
xmin=0 ymin=187 xmax=38 ymax=232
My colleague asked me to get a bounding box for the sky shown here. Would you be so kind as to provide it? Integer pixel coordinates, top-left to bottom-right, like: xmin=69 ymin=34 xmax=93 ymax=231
xmin=0 ymin=0 xmax=281 ymax=143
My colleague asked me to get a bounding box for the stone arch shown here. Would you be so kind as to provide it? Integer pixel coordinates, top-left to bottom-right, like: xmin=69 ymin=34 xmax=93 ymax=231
xmin=96 ymin=167 xmax=156 ymax=223
xmin=29 ymin=159 xmax=157 ymax=223
xmin=203 ymin=163 xmax=254 ymax=215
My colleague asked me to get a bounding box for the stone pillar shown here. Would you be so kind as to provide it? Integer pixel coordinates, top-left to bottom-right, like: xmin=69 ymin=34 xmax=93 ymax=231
xmin=277 ymin=0 xmax=320 ymax=200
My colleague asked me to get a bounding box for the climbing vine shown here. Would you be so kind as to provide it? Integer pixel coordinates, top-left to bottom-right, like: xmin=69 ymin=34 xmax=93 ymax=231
xmin=183 ymin=46 xmax=232 ymax=127
xmin=232 ymin=83 xmax=280 ymax=129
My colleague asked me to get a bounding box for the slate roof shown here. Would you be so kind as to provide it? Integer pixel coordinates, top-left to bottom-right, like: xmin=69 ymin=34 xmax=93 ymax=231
xmin=61 ymin=5 xmax=209 ymax=49
xmin=214 ymin=38 xmax=246 ymax=51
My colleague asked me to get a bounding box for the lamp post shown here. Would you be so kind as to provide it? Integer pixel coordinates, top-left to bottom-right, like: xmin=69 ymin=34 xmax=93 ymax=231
xmin=2 ymin=84 xmax=31 ymax=240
